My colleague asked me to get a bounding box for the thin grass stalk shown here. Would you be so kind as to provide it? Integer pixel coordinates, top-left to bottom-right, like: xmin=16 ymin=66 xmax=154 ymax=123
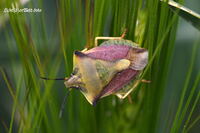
xmin=183 ymin=67 xmax=200 ymax=132
xmin=171 ymin=37 xmax=200 ymax=132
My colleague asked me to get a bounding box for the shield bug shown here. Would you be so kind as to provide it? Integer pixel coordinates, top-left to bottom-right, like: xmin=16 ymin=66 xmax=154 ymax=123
xmin=42 ymin=32 xmax=149 ymax=105
xmin=64 ymin=34 xmax=149 ymax=105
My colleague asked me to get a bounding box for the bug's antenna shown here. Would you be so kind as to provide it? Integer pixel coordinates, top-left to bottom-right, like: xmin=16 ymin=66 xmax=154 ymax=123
xmin=59 ymin=89 xmax=70 ymax=118
xmin=40 ymin=76 xmax=68 ymax=80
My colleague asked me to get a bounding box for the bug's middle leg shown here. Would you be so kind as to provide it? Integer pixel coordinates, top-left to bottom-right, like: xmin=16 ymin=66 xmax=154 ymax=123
xmin=141 ymin=79 xmax=151 ymax=83
xmin=116 ymin=78 xmax=150 ymax=99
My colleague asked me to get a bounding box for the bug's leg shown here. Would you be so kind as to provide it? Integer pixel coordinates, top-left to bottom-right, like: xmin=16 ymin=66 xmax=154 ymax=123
xmin=127 ymin=95 xmax=133 ymax=104
xmin=117 ymin=80 xmax=140 ymax=99
xmin=94 ymin=29 xmax=127 ymax=46
xmin=81 ymin=48 xmax=88 ymax=52
xmin=116 ymin=79 xmax=150 ymax=99
xmin=141 ymin=79 xmax=151 ymax=83
xmin=120 ymin=29 xmax=127 ymax=38
xmin=94 ymin=37 xmax=122 ymax=47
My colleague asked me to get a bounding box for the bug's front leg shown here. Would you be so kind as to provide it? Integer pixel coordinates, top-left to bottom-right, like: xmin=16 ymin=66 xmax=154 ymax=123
xmin=94 ymin=37 xmax=122 ymax=47
xmin=94 ymin=30 xmax=127 ymax=47
xmin=81 ymin=48 xmax=88 ymax=52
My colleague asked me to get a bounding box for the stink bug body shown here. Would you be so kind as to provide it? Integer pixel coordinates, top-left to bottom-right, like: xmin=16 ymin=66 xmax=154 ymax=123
xmin=64 ymin=35 xmax=148 ymax=105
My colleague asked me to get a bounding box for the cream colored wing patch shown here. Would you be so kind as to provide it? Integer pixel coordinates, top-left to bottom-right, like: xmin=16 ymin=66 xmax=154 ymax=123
xmin=127 ymin=48 xmax=148 ymax=70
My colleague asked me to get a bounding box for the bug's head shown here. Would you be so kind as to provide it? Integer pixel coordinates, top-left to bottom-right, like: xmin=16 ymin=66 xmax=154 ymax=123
xmin=64 ymin=51 xmax=101 ymax=105
xmin=64 ymin=67 xmax=86 ymax=91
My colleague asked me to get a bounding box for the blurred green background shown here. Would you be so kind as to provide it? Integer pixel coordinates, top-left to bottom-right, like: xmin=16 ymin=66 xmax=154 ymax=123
xmin=0 ymin=0 xmax=199 ymax=133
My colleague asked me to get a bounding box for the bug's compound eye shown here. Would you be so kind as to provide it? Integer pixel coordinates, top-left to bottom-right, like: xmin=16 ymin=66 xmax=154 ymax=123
xmin=71 ymin=67 xmax=79 ymax=76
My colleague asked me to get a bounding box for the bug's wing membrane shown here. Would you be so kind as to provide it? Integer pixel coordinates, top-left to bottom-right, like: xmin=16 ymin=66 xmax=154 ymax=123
xmin=127 ymin=48 xmax=148 ymax=70
xmin=93 ymin=68 xmax=139 ymax=105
